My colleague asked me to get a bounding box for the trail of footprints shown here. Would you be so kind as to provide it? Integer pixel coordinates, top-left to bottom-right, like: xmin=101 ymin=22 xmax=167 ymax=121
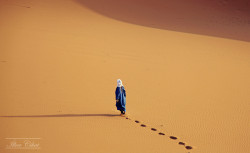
xmin=125 ymin=117 xmax=193 ymax=151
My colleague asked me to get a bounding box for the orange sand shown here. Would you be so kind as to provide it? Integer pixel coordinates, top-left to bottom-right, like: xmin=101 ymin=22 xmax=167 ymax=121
xmin=0 ymin=0 xmax=250 ymax=153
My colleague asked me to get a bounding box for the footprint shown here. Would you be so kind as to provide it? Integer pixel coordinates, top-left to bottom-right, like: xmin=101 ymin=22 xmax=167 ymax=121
xmin=185 ymin=146 xmax=193 ymax=150
xmin=178 ymin=142 xmax=185 ymax=145
xmin=128 ymin=117 xmax=193 ymax=150
xmin=169 ymin=136 xmax=178 ymax=140
xmin=158 ymin=132 xmax=165 ymax=135
xmin=12 ymin=4 xmax=31 ymax=8
xmin=140 ymin=124 xmax=146 ymax=127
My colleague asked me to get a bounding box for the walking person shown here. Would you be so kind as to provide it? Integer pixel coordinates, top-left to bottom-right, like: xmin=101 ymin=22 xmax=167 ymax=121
xmin=115 ymin=79 xmax=126 ymax=115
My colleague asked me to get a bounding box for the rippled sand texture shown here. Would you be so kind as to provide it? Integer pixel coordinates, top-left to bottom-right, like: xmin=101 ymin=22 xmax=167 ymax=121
xmin=0 ymin=0 xmax=250 ymax=153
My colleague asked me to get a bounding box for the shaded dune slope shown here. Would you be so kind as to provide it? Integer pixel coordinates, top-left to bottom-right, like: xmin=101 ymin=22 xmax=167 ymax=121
xmin=75 ymin=0 xmax=250 ymax=41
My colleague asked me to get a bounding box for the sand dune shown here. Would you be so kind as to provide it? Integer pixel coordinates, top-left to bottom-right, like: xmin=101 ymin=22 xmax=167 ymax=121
xmin=0 ymin=0 xmax=250 ymax=153
xmin=75 ymin=0 xmax=250 ymax=41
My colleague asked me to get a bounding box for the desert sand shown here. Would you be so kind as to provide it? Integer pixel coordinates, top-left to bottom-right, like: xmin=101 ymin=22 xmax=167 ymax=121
xmin=0 ymin=0 xmax=250 ymax=153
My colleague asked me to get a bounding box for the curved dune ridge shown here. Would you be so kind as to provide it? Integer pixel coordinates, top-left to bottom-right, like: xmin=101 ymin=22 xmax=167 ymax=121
xmin=0 ymin=0 xmax=250 ymax=153
xmin=75 ymin=0 xmax=250 ymax=42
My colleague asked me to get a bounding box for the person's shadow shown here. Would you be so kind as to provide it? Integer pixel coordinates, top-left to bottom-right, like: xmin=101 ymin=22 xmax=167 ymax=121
xmin=0 ymin=114 xmax=120 ymax=118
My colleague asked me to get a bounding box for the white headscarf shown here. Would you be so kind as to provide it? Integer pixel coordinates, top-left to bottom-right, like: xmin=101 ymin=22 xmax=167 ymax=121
xmin=117 ymin=79 xmax=123 ymax=87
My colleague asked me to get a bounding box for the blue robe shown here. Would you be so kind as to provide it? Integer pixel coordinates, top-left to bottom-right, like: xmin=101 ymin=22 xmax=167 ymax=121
xmin=115 ymin=86 xmax=126 ymax=112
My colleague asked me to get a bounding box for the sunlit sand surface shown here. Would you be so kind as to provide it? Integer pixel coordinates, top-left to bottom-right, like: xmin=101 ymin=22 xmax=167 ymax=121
xmin=0 ymin=0 xmax=250 ymax=153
